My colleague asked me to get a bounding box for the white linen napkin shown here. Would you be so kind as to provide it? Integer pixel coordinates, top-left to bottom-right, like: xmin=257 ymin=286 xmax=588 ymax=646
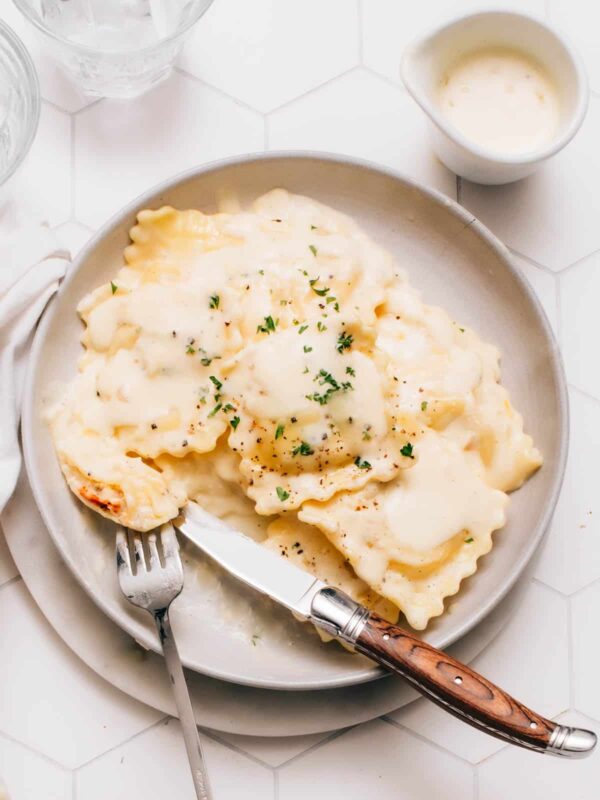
xmin=0 ymin=216 xmax=70 ymax=512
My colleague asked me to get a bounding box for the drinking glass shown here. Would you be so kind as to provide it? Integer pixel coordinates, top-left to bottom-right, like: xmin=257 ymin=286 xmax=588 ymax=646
xmin=13 ymin=0 xmax=215 ymax=99
xmin=0 ymin=18 xmax=40 ymax=205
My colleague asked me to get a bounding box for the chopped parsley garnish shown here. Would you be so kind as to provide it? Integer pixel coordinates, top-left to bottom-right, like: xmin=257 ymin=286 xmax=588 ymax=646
xmin=186 ymin=344 xmax=196 ymax=354
xmin=306 ymin=369 xmax=353 ymax=405
xmin=222 ymin=403 xmax=235 ymax=413
xmin=354 ymin=456 xmax=372 ymax=470
xmin=208 ymin=402 xmax=222 ymax=417
xmin=421 ymin=400 xmax=428 ymax=411
xmin=298 ymin=324 xmax=309 ymax=334
xmin=459 ymin=327 xmax=465 ymax=333
xmin=275 ymin=423 xmax=285 ymax=440
xmin=230 ymin=416 xmax=240 ymax=430
xmin=276 ymin=486 xmax=290 ymax=502
xmin=110 ymin=281 xmax=118 ymax=295
xmin=303 ymin=345 xmax=313 ymax=353
xmin=258 ymin=269 xmax=265 ymax=275
xmin=362 ymin=425 xmax=372 ymax=441
xmin=292 ymin=441 xmax=314 ymax=457
xmin=251 ymin=633 xmax=261 ymax=645
xmin=346 ymin=366 xmax=356 ymax=377
xmin=310 ymin=224 xmax=317 ymax=230
xmin=464 ymin=536 xmax=474 ymax=544
xmin=333 ymin=302 xmax=340 ymax=312
xmin=312 ymin=284 xmax=329 ymax=297
xmin=209 ymin=375 xmax=222 ymax=391
xmin=317 ymin=321 xmax=327 ymax=332
xmin=400 ymin=442 xmax=415 ymax=459
xmin=336 ymin=331 xmax=353 ymax=353
xmin=309 ymin=244 xmax=317 ymax=257
xmin=326 ymin=296 xmax=337 ymax=304
xmin=200 ymin=356 xmax=213 ymax=366
xmin=209 ymin=294 xmax=220 ymax=309
xmin=257 ymin=315 xmax=278 ymax=334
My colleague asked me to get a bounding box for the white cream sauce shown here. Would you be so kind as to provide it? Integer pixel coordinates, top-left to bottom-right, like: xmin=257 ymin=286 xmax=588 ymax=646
xmin=437 ymin=47 xmax=561 ymax=155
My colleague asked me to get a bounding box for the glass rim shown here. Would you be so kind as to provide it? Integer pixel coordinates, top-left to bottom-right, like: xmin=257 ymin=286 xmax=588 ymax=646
xmin=0 ymin=18 xmax=40 ymax=187
xmin=12 ymin=0 xmax=215 ymax=57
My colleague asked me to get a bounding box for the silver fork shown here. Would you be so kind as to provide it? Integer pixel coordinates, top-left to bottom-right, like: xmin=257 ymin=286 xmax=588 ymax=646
xmin=116 ymin=524 xmax=212 ymax=800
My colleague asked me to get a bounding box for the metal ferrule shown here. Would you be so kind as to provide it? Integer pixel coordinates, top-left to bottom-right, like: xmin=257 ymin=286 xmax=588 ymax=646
xmin=310 ymin=586 xmax=369 ymax=644
xmin=547 ymin=725 xmax=598 ymax=758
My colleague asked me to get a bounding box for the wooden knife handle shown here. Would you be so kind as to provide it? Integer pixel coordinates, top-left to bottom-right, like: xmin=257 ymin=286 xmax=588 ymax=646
xmin=353 ymin=612 xmax=596 ymax=757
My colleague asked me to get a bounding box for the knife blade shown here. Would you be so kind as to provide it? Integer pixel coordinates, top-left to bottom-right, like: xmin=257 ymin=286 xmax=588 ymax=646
xmin=177 ymin=501 xmax=596 ymax=759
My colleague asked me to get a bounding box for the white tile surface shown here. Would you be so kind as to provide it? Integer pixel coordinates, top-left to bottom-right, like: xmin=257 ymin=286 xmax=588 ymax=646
xmin=76 ymin=718 xmax=274 ymax=800
xmin=74 ymin=73 xmax=264 ymax=228
xmin=548 ymin=0 xmax=600 ymax=95
xmin=10 ymin=102 xmax=72 ymax=227
xmin=268 ymin=68 xmax=456 ymax=197
xmin=461 ymin=96 xmax=600 ymax=271
xmin=213 ymin=731 xmax=331 ymax=767
xmin=0 ymin=581 xmax=162 ymax=769
xmin=572 ymin=583 xmax=600 ymax=721
xmin=180 ymin=0 xmax=359 ymax=113
xmin=510 ymin=251 xmax=558 ymax=333
xmin=390 ymin=581 xmax=570 ymax=763
xmin=534 ymin=388 xmax=600 ymax=595
xmin=278 ymin=719 xmax=474 ymax=800
xmin=0 ymin=527 xmax=18 ymax=587
xmin=361 ymin=0 xmax=545 ymax=84
xmin=560 ymin=252 xmax=600 ymax=399
xmin=479 ymin=711 xmax=599 ymax=800
xmin=0 ymin=734 xmax=71 ymax=800
xmin=1 ymin=2 xmax=599 ymax=795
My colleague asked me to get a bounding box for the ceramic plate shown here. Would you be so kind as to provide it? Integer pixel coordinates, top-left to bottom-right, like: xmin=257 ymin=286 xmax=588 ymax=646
xmin=22 ymin=153 xmax=567 ymax=690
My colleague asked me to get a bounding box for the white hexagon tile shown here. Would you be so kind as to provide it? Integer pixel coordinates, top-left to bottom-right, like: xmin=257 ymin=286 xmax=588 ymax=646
xmin=180 ymin=0 xmax=359 ymax=113
xmin=389 ymin=582 xmax=570 ymax=765
xmin=361 ymin=0 xmax=546 ymax=84
xmin=547 ymin=1 xmax=600 ymax=95
xmin=2 ymin=1 xmax=600 ymax=798
xmin=268 ymin=68 xmax=456 ymax=197
xmin=73 ymin=72 xmax=264 ymax=228
xmin=461 ymin=95 xmax=600 ymax=271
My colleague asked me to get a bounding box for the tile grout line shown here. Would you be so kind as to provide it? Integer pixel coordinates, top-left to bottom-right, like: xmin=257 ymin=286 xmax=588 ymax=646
xmin=0 ymin=729 xmax=71 ymax=774
xmin=531 ymin=576 xmax=569 ymax=599
xmin=565 ymin=573 xmax=600 ymax=600
xmin=567 ymin=596 xmax=576 ymax=711
xmin=201 ymin=729 xmax=278 ymax=771
xmin=507 ymin=246 xmax=559 ymax=276
xmin=472 ymin=762 xmax=479 ymax=800
xmin=263 ymin=64 xmax=363 ymax=118
xmin=567 ymin=383 xmax=600 ymax=413
xmin=273 ymin=726 xmax=353 ymax=771
xmin=381 ymin=715 xmax=474 ymax=767
xmin=361 ymin=64 xmax=408 ymax=94
xmin=72 ymin=715 xmax=170 ymax=773
xmin=173 ymin=65 xmax=265 ymax=117
xmin=556 ymin=245 xmax=600 ymax=276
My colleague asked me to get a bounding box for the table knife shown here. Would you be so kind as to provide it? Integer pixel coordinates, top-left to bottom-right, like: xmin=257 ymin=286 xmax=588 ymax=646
xmin=178 ymin=502 xmax=596 ymax=758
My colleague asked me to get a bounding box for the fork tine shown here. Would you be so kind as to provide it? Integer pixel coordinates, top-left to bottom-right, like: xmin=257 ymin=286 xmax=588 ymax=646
xmin=131 ymin=531 xmax=147 ymax=572
xmin=147 ymin=532 xmax=160 ymax=571
xmin=116 ymin=528 xmax=132 ymax=574
xmin=160 ymin=523 xmax=182 ymax=566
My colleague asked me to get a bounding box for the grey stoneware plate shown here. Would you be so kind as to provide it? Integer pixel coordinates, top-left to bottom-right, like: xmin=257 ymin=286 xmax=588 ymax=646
xmin=22 ymin=152 xmax=568 ymax=691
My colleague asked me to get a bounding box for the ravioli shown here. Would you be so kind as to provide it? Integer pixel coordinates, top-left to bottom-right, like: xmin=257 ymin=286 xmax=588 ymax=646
xmin=300 ymin=432 xmax=509 ymax=629
xmin=50 ymin=189 xmax=542 ymax=631
xmin=264 ymin=517 xmax=399 ymax=623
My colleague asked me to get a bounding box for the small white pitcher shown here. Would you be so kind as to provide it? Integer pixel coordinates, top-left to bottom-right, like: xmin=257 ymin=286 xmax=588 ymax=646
xmin=401 ymin=10 xmax=589 ymax=184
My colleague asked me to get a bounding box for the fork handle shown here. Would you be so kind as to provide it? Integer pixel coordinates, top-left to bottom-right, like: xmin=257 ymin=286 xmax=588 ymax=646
xmin=154 ymin=609 xmax=212 ymax=800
